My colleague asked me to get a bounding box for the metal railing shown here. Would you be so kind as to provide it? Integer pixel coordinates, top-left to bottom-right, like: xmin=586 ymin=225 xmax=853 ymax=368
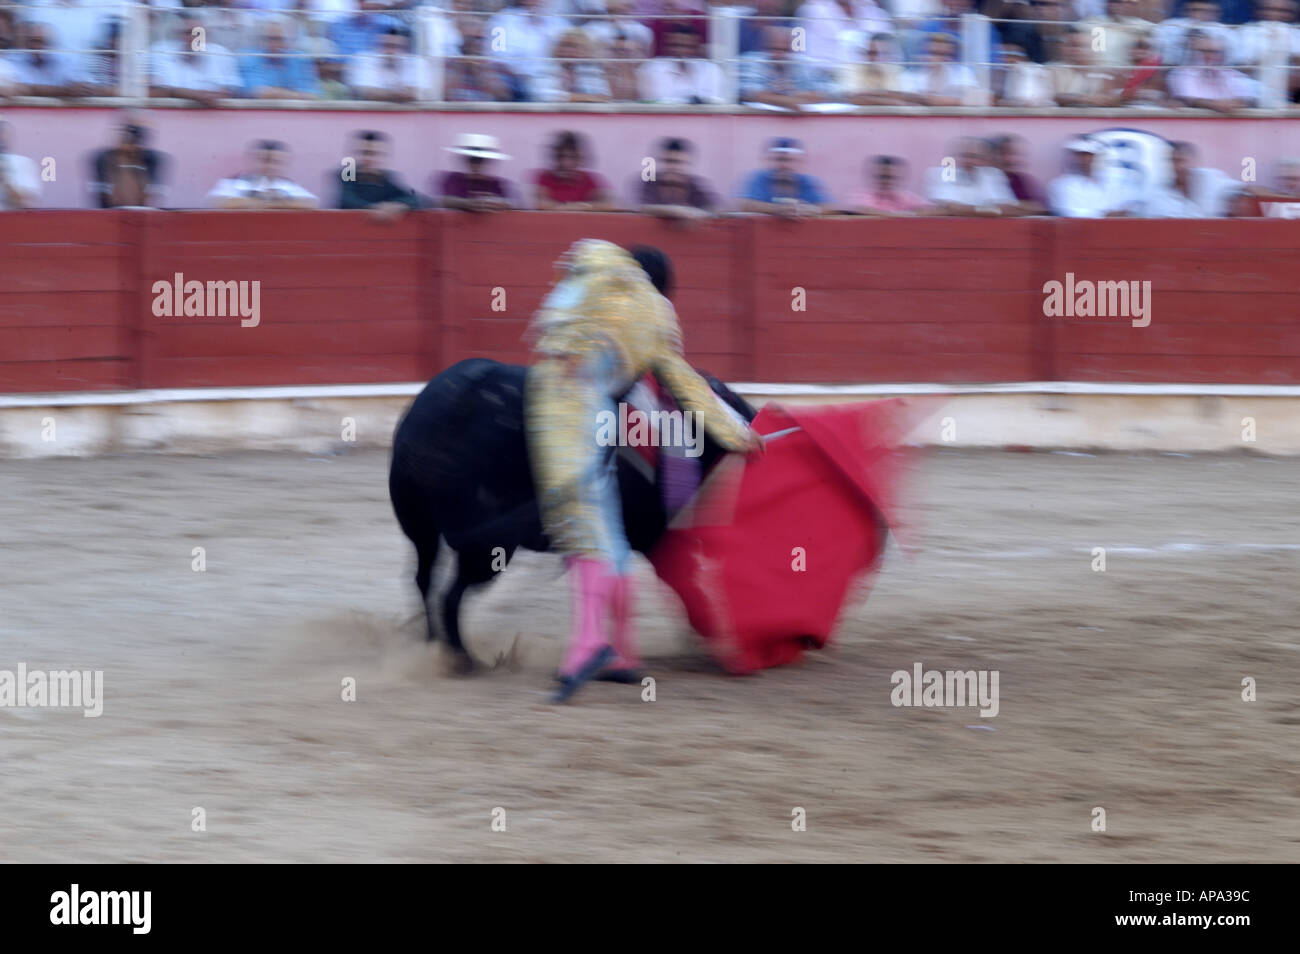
xmin=0 ymin=5 xmax=1293 ymax=109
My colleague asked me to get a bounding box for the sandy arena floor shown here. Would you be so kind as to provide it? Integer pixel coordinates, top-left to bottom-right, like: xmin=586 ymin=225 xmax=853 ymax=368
xmin=1 ymin=448 xmax=1297 ymax=863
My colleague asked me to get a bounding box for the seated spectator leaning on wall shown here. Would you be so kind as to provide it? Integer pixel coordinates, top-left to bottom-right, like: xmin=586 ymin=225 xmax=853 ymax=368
xmin=737 ymin=137 xmax=830 ymax=218
xmin=10 ymin=20 xmax=89 ymax=98
xmin=1047 ymin=138 xmax=1130 ymax=217
xmin=206 ymin=140 xmax=320 ymax=209
xmin=988 ymin=133 xmax=1048 ymax=213
xmin=638 ymin=137 xmax=717 ymax=220
xmin=1048 ymin=28 xmax=1119 ymax=106
xmin=1114 ymin=33 xmax=1167 ymax=104
xmin=739 ymin=25 xmax=833 ymax=108
xmin=242 ymin=18 xmax=320 ymax=100
xmin=1168 ymin=30 xmax=1260 ymax=109
xmin=923 ymin=137 xmax=1022 ymax=216
xmin=638 ymin=22 xmax=727 ymax=103
xmin=439 ymin=133 xmax=517 ymax=212
xmin=444 ymin=15 xmax=518 ymax=102
xmin=995 ymin=42 xmax=1055 ymax=105
xmin=339 ymin=130 xmax=423 ymax=220
xmin=900 ymin=32 xmax=987 ymax=105
xmin=1137 ymin=140 xmax=1233 ymax=215
xmin=535 ymin=29 xmax=612 ymax=102
xmin=532 ymin=130 xmax=615 ymax=210
xmin=90 ymin=114 xmax=167 ymax=209
xmin=149 ymin=13 xmax=241 ymax=107
xmin=843 ymin=155 xmax=932 ymax=215
xmin=0 ymin=119 xmax=40 ymax=209
xmin=838 ymin=33 xmax=910 ymax=105
xmin=347 ymin=26 xmax=430 ymax=102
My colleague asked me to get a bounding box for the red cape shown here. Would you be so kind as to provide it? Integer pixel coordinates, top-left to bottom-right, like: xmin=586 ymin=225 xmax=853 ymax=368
xmin=649 ymin=399 xmax=924 ymax=674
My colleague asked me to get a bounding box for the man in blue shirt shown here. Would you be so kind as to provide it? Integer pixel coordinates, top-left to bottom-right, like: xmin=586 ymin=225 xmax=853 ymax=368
xmin=241 ymin=20 xmax=320 ymax=99
xmin=737 ymin=137 xmax=831 ymax=218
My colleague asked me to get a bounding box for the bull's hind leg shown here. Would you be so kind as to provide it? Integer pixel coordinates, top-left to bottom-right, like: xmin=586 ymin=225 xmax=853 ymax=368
xmin=414 ymin=540 xmax=442 ymax=645
xmin=441 ymin=546 xmax=516 ymax=675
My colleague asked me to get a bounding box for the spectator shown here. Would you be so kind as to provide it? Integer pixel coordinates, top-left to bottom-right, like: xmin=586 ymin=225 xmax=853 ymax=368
xmin=439 ymin=133 xmax=517 ymax=212
xmin=487 ymin=0 xmax=568 ymax=97
xmin=207 ymin=140 xmax=320 ymax=209
xmin=1155 ymin=0 xmax=1236 ymax=64
xmin=638 ymin=22 xmax=726 ymax=102
xmin=347 ymin=26 xmax=430 ymax=102
xmin=1000 ymin=0 xmax=1072 ymax=64
xmin=844 ymin=155 xmax=931 ymax=215
xmin=328 ymin=10 xmax=387 ymax=59
xmin=311 ymin=54 xmax=350 ymax=100
xmin=988 ymin=133 xmax=1048 ymax=211
xmin=739 ymin=25 xmax=834 ymax=107
xmin=912 ymin=0 xmax=1003 ymax=64
xmin=1234 ymin=0 xmax=1300 ymax=105
xmin=1049 ymin=28 xmax=1119 ymax=105
xmin=532 ymin=130 xmax=615 ymax=209
xmin=444 ymin=15 xmax=519 ymax=102
xmin=1139 ymin=140 xmax=1234 ymax=215
xmin=838 ymin=32 xmax=911 ymax=105
xmin=797 ymin=0 xmax=893 ymax=75
xmin=535 ymin=29 xmax=612 ymax=102
xmin=603 ymin=28 xmax=648 ymax=101
xmin=9 ymin=20 xmax=89 ymax=97
xmin=924 ymin=136 xmax=1020 ymax=216
xmin=1081 ymin=0 xmax=1156 ymax=68
xmin=1168 ymin=29 xmax=1260 ymax=107
xmin=737 ymin=137 xmax=831 ymax=218
xmin=1234 ymin=0 xmax=1300 ymax=68
xmin=638 ymin=137 xmax=717 ymax=219
xmin=0 ymin=119 xmax=40 ymax=209
xmin=995 ymin=41 xmax=1055 ymax=104
xmin=1114 ymin=32 xmax=1168 ymax=103
xmin=585 ymin=0 xmax=654 ymax=56
xmin=149 ymin=13 xmax=241 ymax=106
xmin=241 ymin=18 xmax=320 ymax=99
xmin=338 ymin=130 xmax=422 ymax=219
xmin=900 ymin=31 xmax=987 ymax=105
xmin=89 ymin=114 xmax=167 ymax=209
xmin=648 ymin=0 xmax=710 ymax=58
xmin=739 ymin=0 xmax=796 ymax=54
xmin=1047 ymin=138 xmax=1128 ymax=217
xmin=0 ymin=8 xmax=19 ymax=55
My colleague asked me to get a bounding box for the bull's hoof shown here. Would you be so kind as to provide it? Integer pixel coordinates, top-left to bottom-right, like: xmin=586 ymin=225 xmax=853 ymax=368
xmin=444 ymin=650 xmax=475 ymax=676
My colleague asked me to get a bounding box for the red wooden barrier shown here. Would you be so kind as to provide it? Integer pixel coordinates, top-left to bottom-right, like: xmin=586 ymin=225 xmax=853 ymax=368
xmin=1 ymin=211 xmax=1297 ymax=393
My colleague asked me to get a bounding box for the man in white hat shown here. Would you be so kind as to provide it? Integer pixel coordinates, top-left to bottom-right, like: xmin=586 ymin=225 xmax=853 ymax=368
xmin=1048 ymin=137 xmax=1129 ymax=218
xmin=438 ymin=133 xmax=517 ymax=212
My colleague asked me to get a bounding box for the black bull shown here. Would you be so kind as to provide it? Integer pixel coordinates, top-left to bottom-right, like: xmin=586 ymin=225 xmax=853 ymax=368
xmin=388 ymin=357 xmax=757 ymax=669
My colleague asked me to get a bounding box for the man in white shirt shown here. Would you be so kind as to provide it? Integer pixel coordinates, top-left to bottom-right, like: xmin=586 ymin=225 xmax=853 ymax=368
xmin=8 ymin=20 xmax=90 ymax=97
xmin=487 ymin=0 xmax=569 ymax=93
xmin=149 ymin=13 xmax=242 ymax=106
xmin=923 ymin=137 xmax=1020 ymax=215
xmin=206 ymin=140 xmax=319 ymax=209
xmin=1080 ymin=0 xmax=1155 ymax=69
xmin=1167 ymin=31 xmax=1259 ymax=109
xmin=1048 ymin=138 xmax=1128 ymax=218
xmin=0 ymin=120 xmax=41 ymax=210
xmin=347 ymin=25 xmax=431 ymax=101
xmin=796 ymin=0 xmax=892 ymax=72
xmin=1137 ymin=141 xmax=1233 ymax=217
xmin=638 ymin=22 xmax=725 ymax=102
xmin=900 ymin=32 xmax=985 ymax=106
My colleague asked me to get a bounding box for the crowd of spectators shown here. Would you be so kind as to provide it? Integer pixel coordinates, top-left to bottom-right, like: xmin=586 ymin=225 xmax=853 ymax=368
xmin=0 ymin=0 xmax=1297 ymax=108
xmin=2 ymin=112 xmax=1298 ymax=215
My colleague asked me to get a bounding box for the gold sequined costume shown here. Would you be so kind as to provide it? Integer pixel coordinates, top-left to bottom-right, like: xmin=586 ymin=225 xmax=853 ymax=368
xmin=525 ymin=240 xmax=752 ymax=563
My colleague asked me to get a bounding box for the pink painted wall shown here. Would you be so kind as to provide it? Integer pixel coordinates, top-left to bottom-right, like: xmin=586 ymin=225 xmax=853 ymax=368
xmin=4 ymin=106 xmax=1298 ymax=209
